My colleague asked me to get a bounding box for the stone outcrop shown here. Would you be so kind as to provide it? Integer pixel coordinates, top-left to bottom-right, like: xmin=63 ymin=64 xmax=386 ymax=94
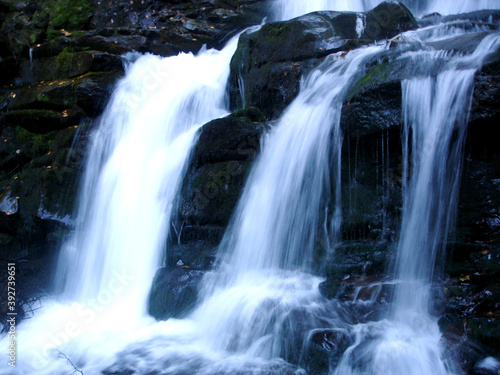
xmin=228 ymin=2 xmax=417 ymax=119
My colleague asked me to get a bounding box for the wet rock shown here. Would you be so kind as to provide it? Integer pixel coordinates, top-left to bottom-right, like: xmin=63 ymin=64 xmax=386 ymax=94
xmin=148 ymin=267 xmax=203 ymax=320
xmin=442 ymin=10 xmax=500 ymax=25
xmin=342 ymin=63 xmax=403 ymax=138
xmin=427 ymin=31 xmax=494 ymax=54
xmin=363 ymin=2 xmax=416 ymax=40
xmin=229 ymin=2 xmax=417 ymax=119
xmin=320 ymin=241 xmax=394 ymax=299
xmin=178 ymin=114 xmax=265 ymax=228
xmin=303 ymin=328 xmax=353 ymax=374
xmin=73 ymin=71 xmax=123 ymax=116
xmin=5 ymin=80 xmax=76 ymax=111
xmin=168 ymin=241 xmax=217 ymax=271
xmin=339 ymin=131 xmax=403 ymax=241
xmin=0 ymin=107 xmax=83 ymax=133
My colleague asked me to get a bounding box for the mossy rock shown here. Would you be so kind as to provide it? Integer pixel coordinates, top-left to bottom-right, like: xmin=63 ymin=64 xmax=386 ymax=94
xmin=228 ymin=3 xmax=417 ymax=118
xmin=38 ymin=166 xmax=77 ymax=217
xmin=73 ymin=71 xmax=123 ymax=116
xmin=148 ymin=267 xmax=203 ymax=320
xmin=43 ymin=0 xmax=92 ymax=31
xmin=7 ymin=163 xmax=77 ymax=218
xmin=36 ymin=81 xmax=76 ymax=109
xmin=348 ymin=61 xmax=394 ymax=100
xmin=182 ymin=160 xmax=252 ymax=227
xmin=14 ymin=126 xmax=56 ymax=158
xmin=56 ymin=49 xmax=94 ymax=78
xmin=28 ymin=50 xmax=97 ymax=82
xmin=228 ymin=106 xmax=266 ymax=123
xmin=1 ymin=108 xmax=83 ymax=133
xmin=178 ymin=115 xmax=265 ymax=228
xmin=7 ymin=80 xmax=76 ymax=112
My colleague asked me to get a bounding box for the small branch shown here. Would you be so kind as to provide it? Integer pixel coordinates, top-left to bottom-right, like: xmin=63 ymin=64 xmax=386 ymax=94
xmin=55 ymin=350 xmax=84 ymax=375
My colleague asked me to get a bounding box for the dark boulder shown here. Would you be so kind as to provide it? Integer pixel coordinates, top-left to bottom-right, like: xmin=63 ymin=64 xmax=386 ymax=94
xmin=303 ymin=328 xmax=353 ymax=374
xmin=73 ymin=71 xmax=123 ymax=116
xmin=229 ymin=2 xmax=417 ymax=119
xmin=363 ymin=2 xmax=416 ymax=40
xmin=148 ymin=267 xmax=204 ymax=320
xmin=0 ymin=107 xmax=83 ymax=133
xmin=178 ymin=113 xmax=265 ymax=228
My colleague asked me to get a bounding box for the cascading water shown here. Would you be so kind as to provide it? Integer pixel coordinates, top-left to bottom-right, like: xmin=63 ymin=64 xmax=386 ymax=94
xmin=395 ymin=69 xmax=476 ymax=321
xmin=6 ymin=34 xmax=240 ymax=375
xmin=56 ymin=36 xmax=239 ymax=318
xmin=274 ymin=0 xmax=500 ymax=20
xmin=333 ymin=30 xmax=500 ymax=375
xmin=191 ymin=44 xmax=385 ymax=359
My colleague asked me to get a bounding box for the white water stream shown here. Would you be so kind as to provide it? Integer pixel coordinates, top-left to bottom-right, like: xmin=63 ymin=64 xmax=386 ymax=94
xmin=275 ymin=0 xmax=500 ymax=20
xmin=332 ymin=31 xmax=500 ymax=375
xmin=6 ymin=33 xmax=240 ymax=375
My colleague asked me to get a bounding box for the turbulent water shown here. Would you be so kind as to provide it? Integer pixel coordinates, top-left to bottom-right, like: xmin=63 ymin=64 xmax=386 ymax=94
xmin=274 ymin=0 xmax=500 ymax=20
xmin=5 ymin=33 xmax=240 ymax=375
xmin=3 ymin=1 xmax=500 ymax=375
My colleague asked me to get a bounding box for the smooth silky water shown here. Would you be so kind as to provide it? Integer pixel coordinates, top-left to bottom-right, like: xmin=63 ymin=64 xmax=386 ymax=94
xmin=5 ymin=33 xmax=241 ymax=375
xmin=3 ymin=1 xmax=500 ymax=374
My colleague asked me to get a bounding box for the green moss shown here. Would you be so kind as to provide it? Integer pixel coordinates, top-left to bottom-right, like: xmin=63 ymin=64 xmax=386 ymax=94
xmin=229 ymin=106 xmax=266 ymax=122
xmin=349 ymin=62 xmax=390 ymax=99
xmin=46 ymin=29 xmax=64 ymax=39
xmin=55 ymin=48 xmax=92 ymax=77
xmin=15 ymin=126 xmax=55 ymax=157
xmin=45 ymin=0 xmax=92 ymax=31
xmin=56 ymin=48 xmax=75 ymax=70
xmin=262 ymin=20 xmax=311 ymax=43
xmin=36 ymin=81 xmax=76 ymax=108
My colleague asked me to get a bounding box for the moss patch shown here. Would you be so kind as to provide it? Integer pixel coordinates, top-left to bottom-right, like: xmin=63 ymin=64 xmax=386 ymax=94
xmin=44 ymin=0 xmax=92 ymax=31
xmin=14 ymin=126 xmax=55 ymax=158
xmin=349 ymin=62 xmax=390 ymax=99
xmin=56 ymin=49 xmax=93 ymax=78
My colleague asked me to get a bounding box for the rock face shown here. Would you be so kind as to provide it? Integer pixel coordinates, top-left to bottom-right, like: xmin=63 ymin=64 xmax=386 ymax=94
xmin=147 ymin=109 xmax=266 ymax=320
xmin=228 ymin=2 xmax=417 ymax=119
xmin=1 ymin=1 xmax=500 ymax=372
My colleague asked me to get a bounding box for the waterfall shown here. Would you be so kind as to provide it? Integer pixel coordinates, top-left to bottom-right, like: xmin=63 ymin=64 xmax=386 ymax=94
xmin=274 ymin=0 xmax=500 ymax=20
xmin=333 ymin=31 xmax=500 ymax=375
xmin=55 ymin=38 xmax=238 ymax=318
xmin=8 ymin=35 xmax=240 ymax=375
xmin=191 ymin=44 xmax=385 ymax=358
xmin=395 ymin=70 xmax=476 ymax=320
